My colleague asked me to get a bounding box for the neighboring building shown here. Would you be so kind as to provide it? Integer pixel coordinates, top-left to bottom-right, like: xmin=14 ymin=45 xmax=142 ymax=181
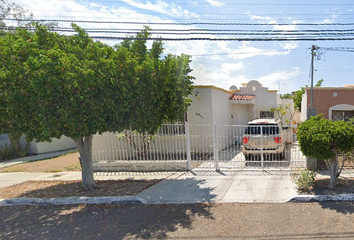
xmin=188 ymin=80 xmax=299 ymax=125
xmin=300 ymin=85 xmax=354 ymax=121
xmin=0 ymin=134 xmax=76 ymax=154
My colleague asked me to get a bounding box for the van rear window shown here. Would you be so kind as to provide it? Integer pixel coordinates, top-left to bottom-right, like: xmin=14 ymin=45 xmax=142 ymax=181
xmin=244 ymin=124 xmax=279 ymax=135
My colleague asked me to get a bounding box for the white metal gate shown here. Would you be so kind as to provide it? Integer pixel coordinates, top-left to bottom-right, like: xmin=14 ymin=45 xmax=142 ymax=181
xmin=92 ymin=122 xmax=307 ymax=172
xmin=189 ymin=123 xmax=307 ymax=171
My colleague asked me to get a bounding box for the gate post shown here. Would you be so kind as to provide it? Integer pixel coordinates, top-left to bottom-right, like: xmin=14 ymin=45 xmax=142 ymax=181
xmin=185 ymin=121 xmax=191 ymax=171
xmin=213 ymin=122 xmax=219 ymax=171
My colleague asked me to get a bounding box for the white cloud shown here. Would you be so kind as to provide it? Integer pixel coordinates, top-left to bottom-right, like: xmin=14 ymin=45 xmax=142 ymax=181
xmin=317 ymin=15 xmax=339 ymax=24
xmin=204 ymin=0 xmax=224 ymax=7
xmin=120 ymin=0 xmax=199 ymax=18
xmin=190 ymin=61 xmax=248 ymax=90
xmin=257 ymin=67 xmax=301 ymax=90
xmin=164 ymin=41 xmax=212 ymax=57
xmin=228 ymin=42 xmax=294 ymax=60
xmin=248 ymin=14 xmax=300 ymax=31
xmin=281 ymin=42 xmax=298 ymax=51
xmin=220 ymin=62 xmax=245 ymax=73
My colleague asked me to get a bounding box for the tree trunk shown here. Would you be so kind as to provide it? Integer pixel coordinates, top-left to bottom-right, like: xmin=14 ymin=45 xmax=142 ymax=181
xmin=72 ymin=135 xmax=96 ymax=190
xmin=328 ymin=152 xmax=339 ymax=189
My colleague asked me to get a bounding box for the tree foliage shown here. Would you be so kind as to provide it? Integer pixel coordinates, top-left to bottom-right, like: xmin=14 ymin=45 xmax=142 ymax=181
xmin=115 ymin=27 xmax=194 ymax=135
xmin=0 ymin=24 xmax=194 ymax=189
xmin=280 ymin=79 xmax=324 ymax=112
xmin=271 ymin=104 xmax=296 ymax=125
xmin=297 ymin=114 xmax=354 ymax=188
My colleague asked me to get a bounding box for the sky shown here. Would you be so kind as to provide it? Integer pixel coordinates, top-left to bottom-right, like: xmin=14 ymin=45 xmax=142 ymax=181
xmin=9 ymin=0 xmax=354 ymax=95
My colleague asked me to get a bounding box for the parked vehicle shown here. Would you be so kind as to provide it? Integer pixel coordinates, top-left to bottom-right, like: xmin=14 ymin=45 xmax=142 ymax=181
xmin=241 ymin=118 xmax=287 ymax=160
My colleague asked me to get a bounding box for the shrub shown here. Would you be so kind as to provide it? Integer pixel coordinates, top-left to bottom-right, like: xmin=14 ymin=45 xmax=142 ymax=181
xmin=292 ymin=169 xmax=317 ymax=191
xmin=0 ymin=144 xmax=18 ymax=161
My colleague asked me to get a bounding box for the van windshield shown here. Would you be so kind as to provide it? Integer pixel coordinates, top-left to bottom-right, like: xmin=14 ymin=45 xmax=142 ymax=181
xmin=244 ymin=124 xmax=279 ymax=135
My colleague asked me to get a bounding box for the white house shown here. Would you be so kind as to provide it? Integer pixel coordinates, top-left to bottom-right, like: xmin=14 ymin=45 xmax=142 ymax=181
xmin=91 ymin=80 xmax=299 ymax=171
xmin=188 ymin=80 xmax=299 ymax=125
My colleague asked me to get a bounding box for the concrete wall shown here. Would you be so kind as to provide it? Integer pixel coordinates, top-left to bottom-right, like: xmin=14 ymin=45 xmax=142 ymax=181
xmin=210 ymin=87 xmax=233 ymax=125
xmin=0 ymin=134 xmax=10 ymax=148
xmin=0 ymin=134 xmax=75 ymax=154
xmin=29 ymin=136 xmax=76 ymax=154
xmin=188 ymin=87 xmax=214 ymax=124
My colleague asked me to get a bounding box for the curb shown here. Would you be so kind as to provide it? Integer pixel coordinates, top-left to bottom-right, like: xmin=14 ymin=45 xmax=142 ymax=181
xmin=0 ymin=196 xmax=147 ymax=207
xmin=288 ymin=193 xmax=354 ymax=202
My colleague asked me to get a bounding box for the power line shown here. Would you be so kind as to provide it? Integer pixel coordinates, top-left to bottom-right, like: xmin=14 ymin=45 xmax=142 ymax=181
xmin=193 ymin=49 xmax=305 ymax=56
xmin=9 ymin=26 xmax=354 ymax=33
xmin=5 ymin=26 xmax=354 ymax=39
xmin=45 ymin=1 xmax=354 ymax=6
xmin=24 ymin=10 xmax=354 ymax=16
xmin=28 ymin=16 xmax=354 ymax=22
xmin=7 ymin=18 xmax=354 ymax=26
xmin=91 ymin=36 xmax=354 ymax=41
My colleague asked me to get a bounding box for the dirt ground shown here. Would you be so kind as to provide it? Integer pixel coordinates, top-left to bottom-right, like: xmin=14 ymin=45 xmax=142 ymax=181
xmin=0 ymin=152 xmax=82 ymax=173
xmin=299 ymin=177 xmax=354 ymax=195
xmin=0 ymin=180 xmax=161 ymax=199
xmin=0 ymin=152 xmax=161 ymax=199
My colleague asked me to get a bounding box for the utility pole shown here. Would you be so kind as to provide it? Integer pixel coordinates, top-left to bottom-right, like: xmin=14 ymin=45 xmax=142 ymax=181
xmin=307 ymin=45 xmax=318 ymax=119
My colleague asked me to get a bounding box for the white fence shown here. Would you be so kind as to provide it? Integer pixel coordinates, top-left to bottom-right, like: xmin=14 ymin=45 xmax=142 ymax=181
xmin=92 ymin=123 xmax=307 ymax=171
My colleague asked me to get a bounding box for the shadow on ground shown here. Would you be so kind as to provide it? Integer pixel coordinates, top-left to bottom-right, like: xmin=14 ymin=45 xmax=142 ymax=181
xmin=318 ymin=201 xmax=354 ymax=214
xmin=0 ymin=179 xmax=216 ymax=240
xmin=0 ymin=180 xmax=161 ymax=199
xmin=0 ymin=203 xmax=214 ymax=239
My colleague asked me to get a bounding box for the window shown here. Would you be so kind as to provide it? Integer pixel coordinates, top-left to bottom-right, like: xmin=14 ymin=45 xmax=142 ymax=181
xmin=260 ymin=111 xmax=274 ymax=118
xmin=332 ymin=110 xmax=354 ymax=121
xmin=244 ymin=124 xmax=279 ymax=135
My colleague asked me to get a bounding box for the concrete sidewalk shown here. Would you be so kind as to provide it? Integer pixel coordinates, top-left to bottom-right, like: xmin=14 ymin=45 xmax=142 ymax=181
xmin=1 ymin=170 xmax=354 ymax=206
xmin=138 ymin=171 xmax=297 ymax=204
xmin=0 ymin=170 xmax=298 ymax=204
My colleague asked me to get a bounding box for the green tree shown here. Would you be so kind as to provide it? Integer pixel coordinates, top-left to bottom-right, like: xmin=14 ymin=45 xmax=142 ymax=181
xmin=280 ymin=79 xmax=324 ymax=112
xmin=0 ymin=24 xmax=194 ymax=189
xmin=297 ymin=114 xmax=354 ymax=189
xmin=0 ymin=24 xmax=130 ymax=189
xmin=271 ymin=104 xmax=297 ymax=126
xmin=0 ymin=0 xmax=32 ymax=28
xmin=114 ymin=27 xmax=194 ymax=159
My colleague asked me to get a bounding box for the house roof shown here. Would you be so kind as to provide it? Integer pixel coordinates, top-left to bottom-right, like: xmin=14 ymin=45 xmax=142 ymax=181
xmin=229 ymin=94 xmax=255 ymax=100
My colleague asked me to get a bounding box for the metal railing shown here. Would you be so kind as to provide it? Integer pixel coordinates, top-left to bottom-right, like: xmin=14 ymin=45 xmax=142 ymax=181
xmin=92 ymin=122 xmax=306 ymax=171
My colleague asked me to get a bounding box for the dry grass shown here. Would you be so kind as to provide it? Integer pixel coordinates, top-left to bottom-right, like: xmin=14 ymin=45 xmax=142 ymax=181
xmin=0 ymin=180 xmax=160 ymax=199
xmin=0 ymin=152 xmax=81 ymax=173
xmin=298 ymin=177 xmax=354 ymax=195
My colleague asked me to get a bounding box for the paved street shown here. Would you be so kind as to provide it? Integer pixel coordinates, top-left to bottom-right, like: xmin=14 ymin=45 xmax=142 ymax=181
xmin=1 ymin=202 xmax=354 ymax=239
